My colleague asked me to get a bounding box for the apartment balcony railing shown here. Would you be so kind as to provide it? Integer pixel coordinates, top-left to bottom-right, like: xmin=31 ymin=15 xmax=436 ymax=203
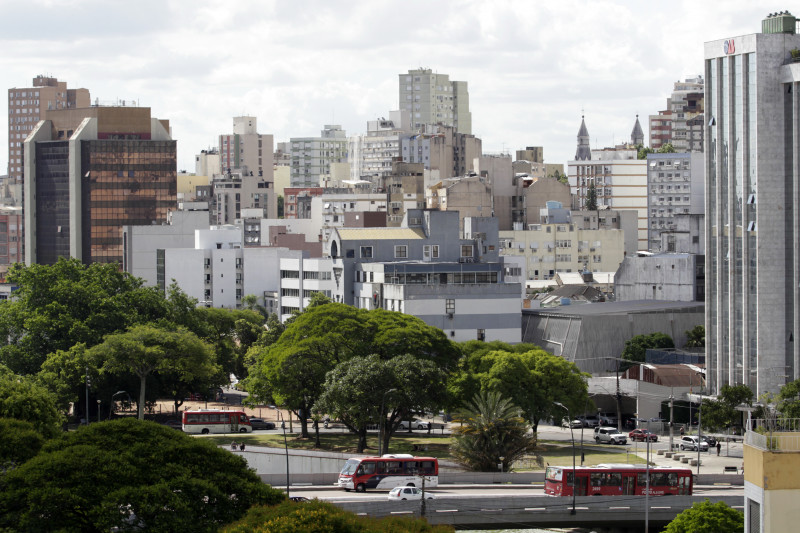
xmin=745 ymin=418 xmax=800 ymax=452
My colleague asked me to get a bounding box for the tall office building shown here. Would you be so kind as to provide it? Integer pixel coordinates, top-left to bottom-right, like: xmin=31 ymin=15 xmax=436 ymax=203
xmin=8 ymin=76 xmax=90 ymax=191
xmin=399 ymin=68 xmax=472 ymax=134
xmin=649 ymin=76 xmax=705 ymax=152
xmin=24 ymin=106 xmax=176 ymax=265
xmin=290 ymin=125 xmax=348 ymax=187
xmin=705 ymin=12 xmax=800 ymax=398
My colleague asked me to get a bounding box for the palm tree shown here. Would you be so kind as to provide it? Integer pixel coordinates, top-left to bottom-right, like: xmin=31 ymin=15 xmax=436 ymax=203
xmin=450 ymin=390 xmax=540 ymax=472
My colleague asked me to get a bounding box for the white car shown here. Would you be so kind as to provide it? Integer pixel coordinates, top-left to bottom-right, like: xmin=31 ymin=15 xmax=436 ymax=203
xmin=594 ymin=426 xmax=628 ymax=445
xmin=397 ymin=419 xmax=429 ymax=430
xmin=388 ymin=486 xmax=435 ymax=501
xmin=679 ymin=436 xmax=709 ymax=451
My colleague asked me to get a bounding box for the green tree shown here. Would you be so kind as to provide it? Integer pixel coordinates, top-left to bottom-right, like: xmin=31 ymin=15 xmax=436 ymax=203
xmin=658 ymin=142 xmax=676 ymax=153
xmin=620 ymin=332 xmax=674 ymax=370
xmin=450 ymin=345 xmax=588 ymax=433
xmin=0 ymin=418 xmax=46 ymax=470
xmin=701 ymin=384 xmax=753 ymax=432
xmin=450 ymin=390 xmax=539 ymax=472
xmin=222 ymin=499 xmax=453 ymax=533
xmin=664 ymin=499 xmax=743 ymax=533
xmin=277 ymin=195 xmax=284 ymax=218
xmin=0 ymin=369 xmax=63 ymax=438
xmin=585 ymin=181 xmax=598 ymax=211
xmin=636 ymin=144 xmax=654 ymax=160
xmin=0 ymin=259 xmax=169 ymax=375
xmin=549 ymin=169 xmax=569 ymax=184
xmin=777 ymin=378 xmax=800 ymax=418
xmin=0 ymin=418 xmax=285 ymax=533
xmin=685 ymin=325 xmax=705 ymax=348
xmin=90 ymin=325 xmax=217 ymax=419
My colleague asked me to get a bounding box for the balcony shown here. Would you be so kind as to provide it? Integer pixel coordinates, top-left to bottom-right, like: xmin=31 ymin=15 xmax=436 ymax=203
xmin=746 ymin=418 xmax=800 ymax=452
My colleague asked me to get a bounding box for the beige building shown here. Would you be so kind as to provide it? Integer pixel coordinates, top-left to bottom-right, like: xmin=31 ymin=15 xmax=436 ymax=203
xmin=401 ymin=124 xmax=480 ymax=180
xmin=399 ymin=68 xmax=471 ymax=134
xmin=7 ymin=75 xmax=90 ymax=195
xmin=383 ymin=161 xmax=425 ymax=227
xmin=426 ymin=174 xmax=492 ymax=231
xmin=744 ymin=418 xmax=800 ymax=533
xmin=523 ymin=178 xmax=572 ymax=227
xmin=648 ymin=76 xmax=704 ymax=152
xmin=500 ymin=223 xmax=626 ymax=280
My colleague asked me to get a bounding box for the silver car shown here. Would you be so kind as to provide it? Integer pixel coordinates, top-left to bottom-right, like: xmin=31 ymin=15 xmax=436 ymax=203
xmin=679 ymin=436 xmax=709 ymax=451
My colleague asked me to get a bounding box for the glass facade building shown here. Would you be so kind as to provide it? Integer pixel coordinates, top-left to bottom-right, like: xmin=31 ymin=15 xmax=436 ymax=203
xmin=705 ymin=31 xmax=800 ymax=397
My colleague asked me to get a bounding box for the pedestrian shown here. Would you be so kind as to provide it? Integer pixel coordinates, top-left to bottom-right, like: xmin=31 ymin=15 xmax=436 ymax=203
xmin=230 ymin=441 xmax=237 ymax=450
xmin=716 ymin=441 xmax=721 ymax=456
xmin=240 ymin=442 xmax=246 ymax=452
xmin=680 ymin=426 xmax=685 ymax=437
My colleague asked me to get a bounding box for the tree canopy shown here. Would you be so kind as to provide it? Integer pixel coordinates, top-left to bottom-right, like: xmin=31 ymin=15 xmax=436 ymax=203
xmin=620 ymin=332 xmax=674 ymax=370
xmin=701 ymin=384 xmax=753 ymax=432
xmin=684 ymin=325 xmax=705 ymax=348
xmin=664 ymin=499 xmax=743 ymax=533
xmin=0 ymin=418 xmax=285 ymax=533
xmin=777 ymin=378 xmax=800 ymax=418
xmin=0 ymin=368 xmax=63 ymax=438
xmin=585 ymin=181 xmax=598 ymax=211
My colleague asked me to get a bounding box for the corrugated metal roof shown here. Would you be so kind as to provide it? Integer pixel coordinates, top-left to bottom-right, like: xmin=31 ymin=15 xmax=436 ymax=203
xmin=337 ymin=228 xmax=427 ymax=240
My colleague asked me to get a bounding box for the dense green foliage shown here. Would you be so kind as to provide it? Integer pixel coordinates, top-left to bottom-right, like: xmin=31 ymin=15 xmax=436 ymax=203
xmin=245 ymin=303 xmax=458 ymax=438
xmin=684 ymin=325 xmax=705 ymax=348
xmin=0 ymin=419 xmax=285 ymax=533
xmin=664 ymin=499 xmax=744 ymax=533
xmin=701 ymin=384 xmax=753 ymax=432
xmin=777 ymin=379 xmax=800 ymax=418
xmin=450 ymin=390 xmax=539 ymax=472
xmin=0 ymin=418 xmax=46 ymax=470
xmin=223 ymin=499 xmax=453 ymax=533
xmin=585 ymin=181 xmax=598 ymax=211
xmin=0 ymin=369 xmax=63 ymax=437
xmin=450 ymin=341 xmax=588 ymax=432
xmin=620 ymin=332 xmax=674 ymax=370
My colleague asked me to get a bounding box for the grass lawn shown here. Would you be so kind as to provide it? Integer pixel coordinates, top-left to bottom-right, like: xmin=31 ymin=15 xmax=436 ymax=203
xmin=204 ymin=431 xmax=647 ymax=470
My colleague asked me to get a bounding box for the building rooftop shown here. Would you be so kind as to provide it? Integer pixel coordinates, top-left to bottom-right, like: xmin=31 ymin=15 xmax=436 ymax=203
xmin=523 ymin=300 xmax=704 ymax=317
xmin=337 ymin=227 xmax=426 ymax=240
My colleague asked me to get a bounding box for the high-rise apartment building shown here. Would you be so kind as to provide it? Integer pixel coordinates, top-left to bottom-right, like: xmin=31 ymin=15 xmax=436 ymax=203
xmin=705 ymin=12 xmax=800 ymax=401
xmin=348 ymin=110 xmax=411 ymax=181
xmin=219 ymin=116 xmax=273 ymax=178
xmin=648 ymin=76 xmax=705 ymax=152
xmin=24 ymin=106 xmax=176 ymax=265
xmin=646 ymin=152 xmax=704 ymax=251
xmin=290 ymin=125 xmax=348 ymax=187
xmin=8 ymin=76 xmax=90 ymax=191
xmin=399 ymin=68 xmax=471 ymax=134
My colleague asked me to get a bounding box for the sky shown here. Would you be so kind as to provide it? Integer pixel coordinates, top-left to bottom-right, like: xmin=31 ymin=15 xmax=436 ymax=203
xmin=0 ymin=0 xmax=778 ymax=175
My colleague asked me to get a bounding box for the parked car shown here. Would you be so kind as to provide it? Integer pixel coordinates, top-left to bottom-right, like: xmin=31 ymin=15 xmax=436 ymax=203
xmin=628 ymin=429 xmax=658 ymax=442
xmin=249 ymin=417 xmax=276 ymax=430
xmin=580 ymin=415 xmax=600 ymax=428
xmin=595 ymin=426 xmax=628 ymax=445
xmin=397 ymin=419 xmax=428 ymax=430
xmin=388 ymin=486 xmax=435 ymax=501
xmin=562 ymin=418 xmax=583 ymax=429
xmin=679 ymin=435 xmax=709 ymax=451
xmin=598 ymin=412 xmax=618 ymax=427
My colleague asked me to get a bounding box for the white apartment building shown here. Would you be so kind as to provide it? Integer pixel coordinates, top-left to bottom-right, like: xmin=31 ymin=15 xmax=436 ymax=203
xmin=648 ymin=76 xmax=705 ymax=152
xmin=646 ymin=152 xmax=704 ymax=251
xmin=277 ymin=257 xmax=336 ymax=320
xmin=399 ymin=68 xmax=471 ymax=134
xmin=290 ymin=125 xmax=348 ymax=187
xmin=348 ymin=110 xmax=411 ymax=181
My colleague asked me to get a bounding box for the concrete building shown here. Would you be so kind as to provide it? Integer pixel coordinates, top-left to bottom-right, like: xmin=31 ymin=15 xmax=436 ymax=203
xmin=426 ymin=174 xmax=493 ymax=231
xmin=348 ymin=110 xmax=411 ymax=181
xmin=322 ymin=210 xmax=521 ymax=342
xmin=290 ymin=125 xmax=348 ymax=187
xmin=500 ymin=216 xmax=627 ymax=280
xmin=744 ymin=416 xmax=800 ymax=533
xmin=521 ymin=300 xmax=704 ymax=375
xmin=523 ymin=177 xmax=572 ymax=227
xmin=705 ymin=12 xmax=800 ymax=396
xmin=24 ymin=106 xmax=176 ymax=266
xmin=614 ymin=252 xmax=705 ymax=302
xmin=399 ymin=68 xmax=471 ymax=134
xmin=476 ymin=154 xmax=516 ymax=230
xmin=0 ymin=206 xmax=22 ymax=278
xmin=648 ymin=76 xmax=705 ymax=152
xmin=568 ymin=117 xmax=649 ymax=249
xmin=277 ymin=256 xmax=336 ymax=319
xmin=400 ymin=124 xmax=481 ymax=179
xmin=7 ymin=75 xmax=90 ymax=191
xmin=647 ymin=152 xmax=705 ymax=251
xmin=383 ymin=161 xmax=426 ymax=227
xmin=658 ymin=213 xmax=705 ymax=254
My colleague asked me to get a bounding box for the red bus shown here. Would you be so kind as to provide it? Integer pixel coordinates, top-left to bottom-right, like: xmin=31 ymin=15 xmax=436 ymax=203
xmin=544 ymin=463 xmax=693 ymax=497
xmin=182 ymin=409 xmax=252 ymax=434
xmin=337 ymin=454 xmax=438 ymax=492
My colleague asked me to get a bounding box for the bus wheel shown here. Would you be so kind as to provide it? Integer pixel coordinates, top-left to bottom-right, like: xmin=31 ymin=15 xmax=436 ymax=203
xmin=356 ymin=484 xmax=366 ymax=493
xmin=406 ymin=483 xmax=415 ymax=487
xmin=201 ymin=428 xmax=210 ymax=435
xmin=240 ymin=427 xmax=248 ymax=433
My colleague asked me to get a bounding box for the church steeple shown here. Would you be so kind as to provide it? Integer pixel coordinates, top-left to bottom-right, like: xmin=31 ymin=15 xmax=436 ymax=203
xmin=631 ymin=114 xmax=644 ymax=146
xmin=575 ymin=115 xmax=591 ymax=161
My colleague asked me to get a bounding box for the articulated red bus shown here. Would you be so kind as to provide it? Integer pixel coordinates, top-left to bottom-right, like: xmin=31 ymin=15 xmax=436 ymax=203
xmin=337 ymin=454 xmax=438 ymax=492
xmin=182 ymin=409 xmax=252 ymax=434
xmin=544 ymin=463 xmax=693 ymax=497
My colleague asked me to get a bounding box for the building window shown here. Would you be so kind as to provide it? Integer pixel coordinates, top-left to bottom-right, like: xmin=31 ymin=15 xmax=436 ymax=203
xmin=394 ymin=245 xmax=407 ymax=258
xmin=460 ymin=245 xmax=473 ymax=258
xmin=477 ymin=329 xmax=486 ymax=341
xmin=446 ymin=299 xmax=455 ymax=314
xmin=360 ymin=246 xmax=373 ymax=258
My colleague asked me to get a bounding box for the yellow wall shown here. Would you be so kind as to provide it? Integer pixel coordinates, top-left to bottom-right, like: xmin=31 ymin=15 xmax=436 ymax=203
xmin=764 ymin=489 xmax=800 ymax=532
xmin=744 ymin=445 xmax=800 ymax=490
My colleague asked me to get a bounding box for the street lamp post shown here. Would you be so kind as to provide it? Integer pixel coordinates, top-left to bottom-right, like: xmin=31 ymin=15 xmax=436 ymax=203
xmin=554 ymin=401 xmax=576 ymax=515
xmin=97 ymin=400 xmax=101 ymax=423
xmin=378 ymin=388 xmax=397 ymax=457
xmin=271 ymin=406 xmax=290 ymax=498
xmin=109 ymin=391 xmax=131 ymax=420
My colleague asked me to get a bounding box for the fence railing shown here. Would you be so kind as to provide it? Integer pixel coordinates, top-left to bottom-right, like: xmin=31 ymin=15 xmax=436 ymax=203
xmin=746 ymin=418 xmax=800 ymax=451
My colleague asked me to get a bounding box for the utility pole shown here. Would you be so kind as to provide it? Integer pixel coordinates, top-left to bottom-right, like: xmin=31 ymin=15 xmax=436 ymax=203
xmin=669 ymin=393 xmax=675 ymax=452
xmin=615 ymin=363 xmax=623 ymax=432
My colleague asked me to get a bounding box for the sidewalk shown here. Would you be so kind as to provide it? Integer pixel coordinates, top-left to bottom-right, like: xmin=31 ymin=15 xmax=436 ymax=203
xmin=628 ymin=438 xmax=743 ymax=475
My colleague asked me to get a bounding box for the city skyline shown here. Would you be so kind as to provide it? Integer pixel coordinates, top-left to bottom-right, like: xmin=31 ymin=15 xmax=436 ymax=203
xmin=1 ymin=0 xmax=774 ymax=174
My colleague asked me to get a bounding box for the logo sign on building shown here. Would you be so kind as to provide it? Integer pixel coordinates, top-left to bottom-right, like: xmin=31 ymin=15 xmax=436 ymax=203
xmin=723 ymin=39 xmax=735 ymax=55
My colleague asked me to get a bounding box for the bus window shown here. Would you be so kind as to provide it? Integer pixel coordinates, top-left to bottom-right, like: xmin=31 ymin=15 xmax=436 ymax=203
xmin=403 ymin=461 xmax=417 ymax=474
xmin=607 ymin=473 xmax=621 ymax=487
xmin=651 ymin=473 xmax=667 ymax=486
xmin=667 ymin=473 xmax=678 ymax=487
xmin=376 ymin=461 xmax=386 ymax=474
xmin=340 ymin=459 xmax=359 ymax=475
xmin=419 ymin=461 xmax=435 ymax=475
xmin=386 ymin=461 xmax=402 ymax=474
xmin=637 ymin=473 xmax=647 ymax=486
xmin=590 ymin=473 xmax=603 ymax=487
xmin=358 ymin=462 xmax=375 ymax=475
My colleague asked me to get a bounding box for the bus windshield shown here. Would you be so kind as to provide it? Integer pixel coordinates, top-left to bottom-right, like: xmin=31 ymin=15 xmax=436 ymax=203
xmin=340 ymin=459 xmax=360 ymax=475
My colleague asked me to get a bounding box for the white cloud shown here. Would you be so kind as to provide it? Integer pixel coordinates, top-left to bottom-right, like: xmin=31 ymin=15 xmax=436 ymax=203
xmin=0 ymin=0 xmax=774 ymax=174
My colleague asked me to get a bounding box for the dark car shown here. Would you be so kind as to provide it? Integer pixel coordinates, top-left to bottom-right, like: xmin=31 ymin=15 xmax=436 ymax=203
xmin=249 ymin=417 xmax=275 ymax=430
xmin=704 ymin=436 xmax=718 ymax=448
